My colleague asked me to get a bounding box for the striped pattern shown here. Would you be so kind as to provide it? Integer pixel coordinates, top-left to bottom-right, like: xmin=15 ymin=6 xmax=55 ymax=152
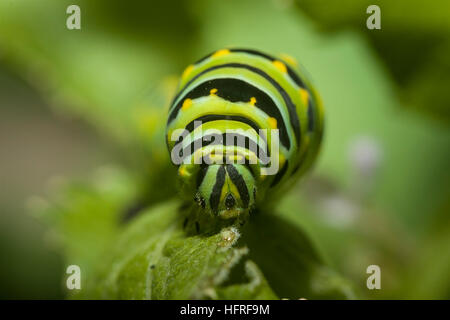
xmin=166 ymin=48 xmax=324 ymax=218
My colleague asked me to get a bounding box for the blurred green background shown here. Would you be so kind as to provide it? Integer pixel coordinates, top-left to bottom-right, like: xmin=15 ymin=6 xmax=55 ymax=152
xmin=0 ymin=0 xmax=449 ymax=299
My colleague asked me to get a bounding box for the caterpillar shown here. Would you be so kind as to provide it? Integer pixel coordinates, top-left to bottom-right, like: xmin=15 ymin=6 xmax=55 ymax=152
xmin=166 ymin=48 xmax=324 ymax=219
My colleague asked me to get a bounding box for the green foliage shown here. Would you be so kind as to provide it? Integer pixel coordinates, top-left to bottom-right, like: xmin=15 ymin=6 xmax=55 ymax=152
xmin=36 ymin=167 xmax=353 ymax=299
xmin=0 ymin=0 xmax=180 ymax=205
xmin=32 ymin=167 xmax=137 ymax=293
xmin=295 ymin=0 xmax=450 ymax=121
xmin=241 ymin=212 xmax=355 ymax=299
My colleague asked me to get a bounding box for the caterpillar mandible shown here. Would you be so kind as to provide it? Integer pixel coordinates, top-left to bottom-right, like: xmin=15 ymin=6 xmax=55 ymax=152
xmin=166 ymin=48 xmax=324 ymax=220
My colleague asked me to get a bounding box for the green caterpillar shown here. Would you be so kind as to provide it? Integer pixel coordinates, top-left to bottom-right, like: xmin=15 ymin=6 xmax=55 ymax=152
xmin=166 ymin=48 xmax=324 ymax=219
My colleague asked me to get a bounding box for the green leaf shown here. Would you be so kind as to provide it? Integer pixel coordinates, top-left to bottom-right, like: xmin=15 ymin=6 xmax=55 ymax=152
xmin=31 ymin=166 xmax=138 ymax=298
xmin=91 ymin=202 xmax=353 ymax=299
xmin=93 ymin=203 xmax=278 ymax=299
xmin=241 ymin=210 xmax=356 ymax=299
xmin=36 ymin=166 xmax=354 ymax=299
xmin=215 ymin=261 xmax=278 ymax=300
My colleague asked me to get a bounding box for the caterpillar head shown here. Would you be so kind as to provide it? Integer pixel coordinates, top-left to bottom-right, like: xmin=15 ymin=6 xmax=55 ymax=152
xmin=179 ymin=163 xmax=256 ymax=219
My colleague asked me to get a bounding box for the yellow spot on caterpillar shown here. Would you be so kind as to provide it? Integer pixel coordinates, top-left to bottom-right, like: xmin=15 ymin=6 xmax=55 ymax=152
xmin=210 ymin=88 xmax=218 ymax=96
xmin=228 ymin=155 xmax=244 ymax=163
xmin=181 ymin=98 xmax=193 ymax=110
xmin=299 ymin=88 xmax=309 ymax=106
xmin=212 ymin=49 xmax=230 ymax=58
xmin=272 ymin=60 xmax=287 ymax=73
xmin=209 ymin=154 xmax=223 ymax=164
xmin=268 ymin=117 xmax=277 ymax=129
xmin=249 ymin=97 xmax=257 ymax=106
xmin=179 ymin=166 xmax=188 ymax=177
xmin=182 ymin=64 xmax=194 ymax=80
xmin=280 ymin=54 xmax=298 ymax=67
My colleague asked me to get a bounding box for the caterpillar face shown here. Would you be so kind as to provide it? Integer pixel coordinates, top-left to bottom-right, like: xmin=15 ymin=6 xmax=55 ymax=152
xmin=195 ymin=163 xmax=255 ymax=219
xmin=166 ymin=48 xmax=324 ymax=219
